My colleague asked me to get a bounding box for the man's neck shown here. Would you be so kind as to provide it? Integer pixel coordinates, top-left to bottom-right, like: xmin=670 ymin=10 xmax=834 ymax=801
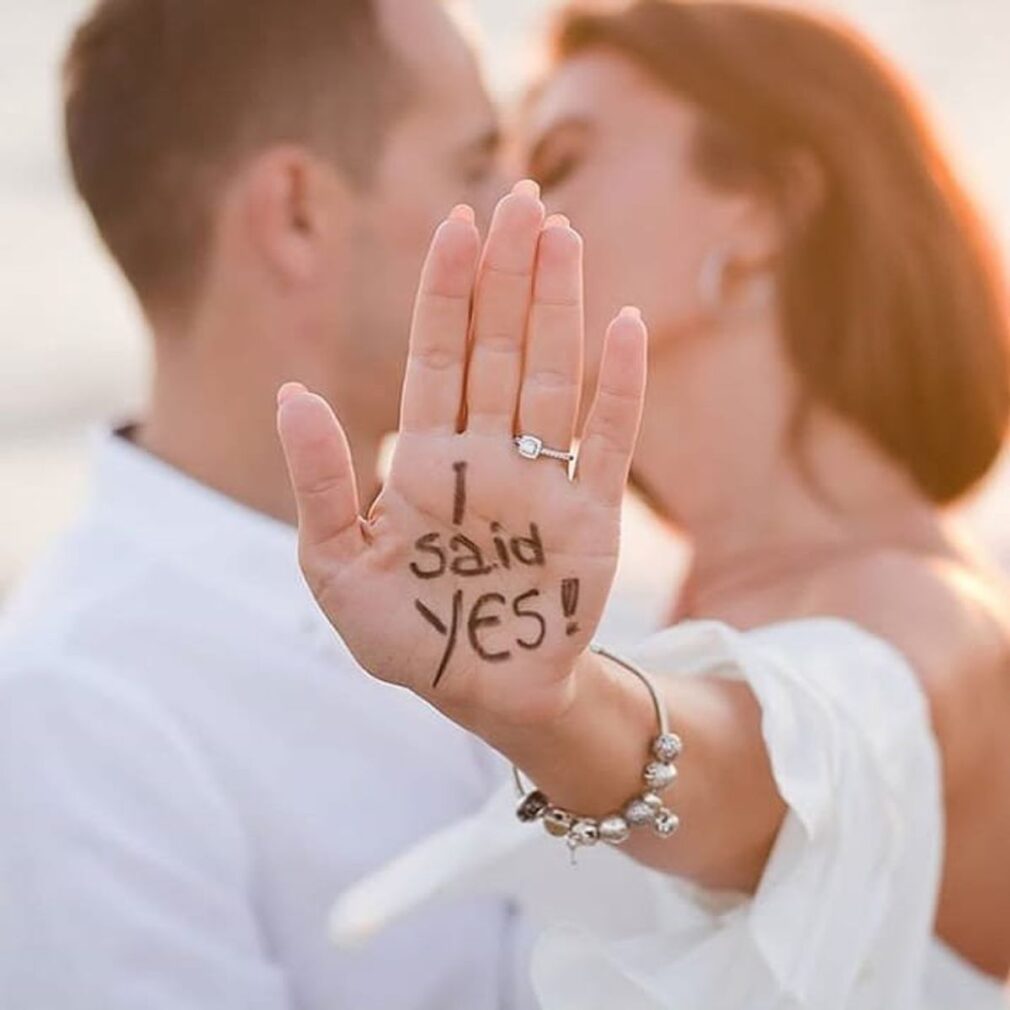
xmin=136 ymin=346 xmax=383 ymax=527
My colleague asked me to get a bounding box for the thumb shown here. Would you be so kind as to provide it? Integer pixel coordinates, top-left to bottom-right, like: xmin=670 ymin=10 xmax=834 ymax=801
xmin=277 ymin=383 xmax=365 ymax=563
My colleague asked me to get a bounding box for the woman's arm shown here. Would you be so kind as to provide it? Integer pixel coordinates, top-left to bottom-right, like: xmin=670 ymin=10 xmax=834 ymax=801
xmin=482 ymin=649 xmax=786 ymax=893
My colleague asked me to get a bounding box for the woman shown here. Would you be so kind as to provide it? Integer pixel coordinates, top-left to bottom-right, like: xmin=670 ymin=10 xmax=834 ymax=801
xmin=276 ymin=1 xmax=1010 ymax=1005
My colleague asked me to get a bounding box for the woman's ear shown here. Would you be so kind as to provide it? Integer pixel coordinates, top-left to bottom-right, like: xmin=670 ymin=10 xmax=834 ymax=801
xmin=237 ymin=145 xmax=349 ymax=287
xmin=726 ymin=190 xmax=784 ymax=277
xmin=725 ymin=148 xmax=826 ymax=276
xmin=777 ymin=148 xmax=827 ymax=239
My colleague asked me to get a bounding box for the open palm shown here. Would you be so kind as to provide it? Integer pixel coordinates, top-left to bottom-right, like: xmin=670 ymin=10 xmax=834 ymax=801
xmin=277 ymin=183 xmax=647 ymax=728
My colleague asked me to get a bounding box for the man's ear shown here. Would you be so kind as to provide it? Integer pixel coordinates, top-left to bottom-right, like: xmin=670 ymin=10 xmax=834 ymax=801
xmin=237 ymin=145 xmax=351 ymax=287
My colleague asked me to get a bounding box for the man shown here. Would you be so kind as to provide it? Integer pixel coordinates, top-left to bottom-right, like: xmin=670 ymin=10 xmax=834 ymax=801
xmin=0 ymin=1 xmax=534 ymax=1007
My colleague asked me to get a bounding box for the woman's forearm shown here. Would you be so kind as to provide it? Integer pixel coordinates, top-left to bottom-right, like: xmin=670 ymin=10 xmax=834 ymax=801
xmin=480 ymin=651 xmax=787 ymax=892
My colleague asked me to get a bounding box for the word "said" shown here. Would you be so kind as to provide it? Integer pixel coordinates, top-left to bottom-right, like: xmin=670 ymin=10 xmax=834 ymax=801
xmin=409 ymin=523 xmax=545 ymax=580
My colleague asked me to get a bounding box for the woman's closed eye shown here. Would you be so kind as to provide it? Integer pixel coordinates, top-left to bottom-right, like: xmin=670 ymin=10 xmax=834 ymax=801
xmin=531 ymin=149 xmax=580 ymax=192
xmin=526 ymin=120 xmax=591 ymax=194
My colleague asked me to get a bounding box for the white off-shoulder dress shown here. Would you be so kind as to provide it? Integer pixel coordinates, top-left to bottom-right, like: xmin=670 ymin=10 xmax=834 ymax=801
xmin=330 ymin=619 xmax=1007 ymax=1008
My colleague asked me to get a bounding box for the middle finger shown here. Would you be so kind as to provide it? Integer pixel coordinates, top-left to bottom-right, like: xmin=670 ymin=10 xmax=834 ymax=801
xmin=464 ymin=180 xmax=545 ymax=435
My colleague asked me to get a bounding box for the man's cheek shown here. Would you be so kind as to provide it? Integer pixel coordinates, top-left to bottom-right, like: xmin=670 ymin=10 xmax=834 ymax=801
xmin=382 ymin=188 xmax=444 ymax=262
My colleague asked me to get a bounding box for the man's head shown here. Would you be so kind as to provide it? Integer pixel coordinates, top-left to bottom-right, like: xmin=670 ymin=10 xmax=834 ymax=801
xmin=64 ymin=0 xmax=500 ymax=441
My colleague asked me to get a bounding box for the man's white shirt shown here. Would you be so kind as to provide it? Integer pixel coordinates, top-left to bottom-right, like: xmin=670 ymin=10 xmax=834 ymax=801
xmin=0 ymin=433 xmax=535 ymax=1010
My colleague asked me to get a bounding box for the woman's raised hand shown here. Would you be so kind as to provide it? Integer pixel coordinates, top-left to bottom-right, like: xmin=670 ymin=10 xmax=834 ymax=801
xmin=277 ymin=181 xmax=646 ymax=729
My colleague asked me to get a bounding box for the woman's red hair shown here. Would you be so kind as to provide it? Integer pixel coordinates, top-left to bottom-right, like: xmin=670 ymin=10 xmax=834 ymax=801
xmin=555 ymin=0 xmax=1010 ymax=503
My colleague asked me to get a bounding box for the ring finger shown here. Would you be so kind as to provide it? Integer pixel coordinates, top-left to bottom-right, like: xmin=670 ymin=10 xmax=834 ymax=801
xmin=516 ymin=214 xmax=584 ymax=455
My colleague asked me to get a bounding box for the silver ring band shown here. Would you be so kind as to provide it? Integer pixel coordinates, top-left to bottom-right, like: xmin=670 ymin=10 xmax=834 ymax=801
xmin=514 ymin=433 xmax=576 ymax=464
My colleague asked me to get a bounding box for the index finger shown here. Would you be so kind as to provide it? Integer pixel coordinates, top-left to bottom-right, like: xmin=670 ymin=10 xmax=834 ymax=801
xmin=399 ymin=205 xmax=481 ymax=435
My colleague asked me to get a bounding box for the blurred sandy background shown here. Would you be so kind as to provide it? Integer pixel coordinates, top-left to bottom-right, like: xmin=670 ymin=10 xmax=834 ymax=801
xmin=3 ymin=0 xmax=1010 ymax=640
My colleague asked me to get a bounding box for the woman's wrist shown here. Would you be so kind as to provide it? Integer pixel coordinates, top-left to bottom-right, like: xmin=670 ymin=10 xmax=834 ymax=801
xmin=424 ymin=653 xmax=583 ymax=744
xmin=479 ymin=648 xmax=660 ymax=818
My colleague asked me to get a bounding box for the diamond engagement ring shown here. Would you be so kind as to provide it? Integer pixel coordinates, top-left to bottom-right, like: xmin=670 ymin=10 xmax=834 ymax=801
xmin=514 ymin=433 xmax=576 ymax=464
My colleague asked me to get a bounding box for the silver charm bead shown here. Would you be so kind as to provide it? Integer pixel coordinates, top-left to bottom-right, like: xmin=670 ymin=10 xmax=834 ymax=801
xmin=641 ymin=791 xmax=664 ymax=812
xmin=568 ymin=819 xmax=600 ymax=848
xmin=652 ymin=808 xmax=681 ymax=838
xmin=598 ymin=814 xmax=631 ymax=845
xmin=543 ymin=807 xmax=574 ymax=837
xmin=624 ymin=796 xmax=658 ymax=826
xmin=516 ymin=790 xmax=550 ymax=823
xmin=644 ymin=761 xmax=677 ymax=791
xmin=652 ymin=732 xmax=683 ymax=762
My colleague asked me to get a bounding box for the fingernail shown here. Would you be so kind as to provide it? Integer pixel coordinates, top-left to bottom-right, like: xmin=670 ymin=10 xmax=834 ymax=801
xmin=449 ymin=203 xmax=475 ymax=224
xmin=512 ymin=178 xmax=541 ymax=200
xmin=277 ymin=381 xmax=307 ymax=405
xmin=544 ymin=213 xmax=571 ymax=229
xmin=619 ymin=306 xmax=643 ymax=322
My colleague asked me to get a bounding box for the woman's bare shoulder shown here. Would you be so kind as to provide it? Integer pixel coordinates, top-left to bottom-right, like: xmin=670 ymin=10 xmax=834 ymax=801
xmin=809 ymin=549 xmax=1005 ymax=658
xmin=804 ymin=549 xmax=1010 ymax=785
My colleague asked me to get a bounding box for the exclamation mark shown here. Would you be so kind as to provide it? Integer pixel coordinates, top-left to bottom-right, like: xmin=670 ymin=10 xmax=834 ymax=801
xmin=561 ymin=578 xmax=580 ymax=636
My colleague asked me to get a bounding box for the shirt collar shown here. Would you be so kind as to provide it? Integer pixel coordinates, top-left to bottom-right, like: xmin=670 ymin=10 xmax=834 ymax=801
xmin=86 ymin=430 xmax=321 ymax=636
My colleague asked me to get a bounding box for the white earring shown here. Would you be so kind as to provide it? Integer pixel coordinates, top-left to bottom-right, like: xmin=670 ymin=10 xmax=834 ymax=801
xmin=698 ymin=247 xmax=731 ymax=311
